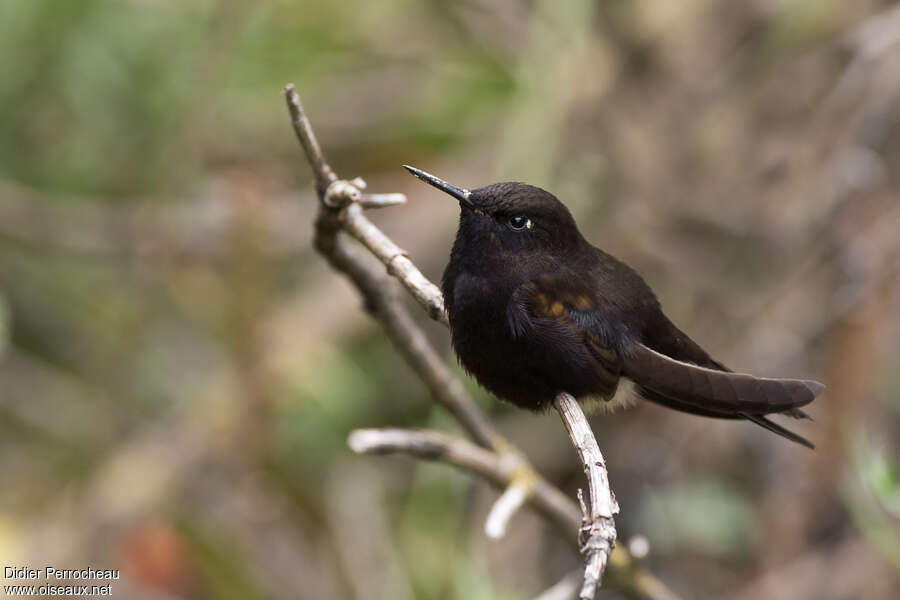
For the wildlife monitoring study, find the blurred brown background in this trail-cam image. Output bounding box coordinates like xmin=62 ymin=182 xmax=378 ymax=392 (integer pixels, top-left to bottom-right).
xmin=1 ymin=0 xmax=899 ymax=598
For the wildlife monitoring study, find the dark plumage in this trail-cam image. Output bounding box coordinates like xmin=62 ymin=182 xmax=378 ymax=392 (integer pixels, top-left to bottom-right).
xmin=404 ymin=166 xmax=823 ymax=448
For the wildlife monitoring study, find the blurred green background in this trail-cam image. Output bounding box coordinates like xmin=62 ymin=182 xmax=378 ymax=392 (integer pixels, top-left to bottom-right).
xmin=1 ymin=0 xmax=899 ymax=598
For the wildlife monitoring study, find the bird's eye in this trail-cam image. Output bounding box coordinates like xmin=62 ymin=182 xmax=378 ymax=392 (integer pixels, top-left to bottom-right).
xmin=507 ymin=215 xmax=531 ymax=231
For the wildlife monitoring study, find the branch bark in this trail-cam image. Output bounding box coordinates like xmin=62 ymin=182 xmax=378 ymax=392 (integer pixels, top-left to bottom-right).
xmin=554 ymin=392 xmax=619 ymax=599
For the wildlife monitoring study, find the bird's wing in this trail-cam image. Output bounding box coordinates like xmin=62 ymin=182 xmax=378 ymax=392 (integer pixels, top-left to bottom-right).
xmin=507 ymin=273 xmax=622 ymax=393
xmin=507 ymin=271 xmax=823 ymax=448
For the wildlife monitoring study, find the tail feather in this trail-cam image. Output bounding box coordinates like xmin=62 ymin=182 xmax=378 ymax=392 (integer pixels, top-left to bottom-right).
xmin=742 ymin=414 xmax=815 ymax=449
xmin=624 ymin=342 xmax=823 ymax=448
xmin=624 ymin=343 xmax=822 ymax=413
xmin=637 ymin=385 xmax=815 ymax=448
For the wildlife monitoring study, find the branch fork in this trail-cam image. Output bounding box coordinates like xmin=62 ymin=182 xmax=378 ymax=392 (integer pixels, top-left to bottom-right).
xmin=324 ymin=177 xmax=407 ymax=209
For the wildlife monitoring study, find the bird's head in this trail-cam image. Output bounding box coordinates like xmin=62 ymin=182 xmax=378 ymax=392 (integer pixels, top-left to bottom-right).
xmin=403 ymin=165 xmax=584 ymax=260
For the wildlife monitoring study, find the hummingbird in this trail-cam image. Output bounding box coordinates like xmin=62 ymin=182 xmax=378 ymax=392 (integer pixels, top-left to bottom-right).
xmin=404 ymin=165 xmax=823 ymax=448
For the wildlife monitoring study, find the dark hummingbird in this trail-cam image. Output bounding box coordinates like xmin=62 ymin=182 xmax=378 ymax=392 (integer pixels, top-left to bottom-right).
xmin=404 ymin=165 xmax=823 ymax=448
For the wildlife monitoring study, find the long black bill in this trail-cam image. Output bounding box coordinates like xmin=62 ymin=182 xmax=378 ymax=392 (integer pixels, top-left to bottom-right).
xmin=403 ymin=165 xmax=472 ymax=207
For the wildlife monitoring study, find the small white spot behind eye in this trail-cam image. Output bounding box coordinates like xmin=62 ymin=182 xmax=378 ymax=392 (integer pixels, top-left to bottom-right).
xmin=508 ymin=214 xmax=534 ymax=231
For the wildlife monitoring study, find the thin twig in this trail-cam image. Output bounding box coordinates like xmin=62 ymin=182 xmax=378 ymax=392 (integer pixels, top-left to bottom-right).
xmin=348 ymin=427 xmax=575 ymax=534
xmin=485 ymin=480 xmax=531 ymax=539
xmin=285 ymin=86 xmax=447 ymax=325
xmin=343 ymin=203 xmax=448 ymax=325
xmin=347 ymin=428 xmax=581 ymax=531
xmin=359 ymin=193 xmax=408 ymax=208
xmin=349 ymin=428 xmax=503 ymax=478
xmin=284 ymin=84 xmax=336 ymax=195
xmin=554 ymin=393 xmax=619 ymax=599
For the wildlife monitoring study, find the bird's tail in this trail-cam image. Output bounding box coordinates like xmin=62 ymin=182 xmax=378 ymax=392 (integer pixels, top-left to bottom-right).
xmin=623 ymin=342 xmax=823 ymax=448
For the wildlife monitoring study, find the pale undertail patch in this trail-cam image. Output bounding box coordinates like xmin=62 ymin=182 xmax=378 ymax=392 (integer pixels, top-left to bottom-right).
xmin=580 ymin=378 xmax=638 ymax=415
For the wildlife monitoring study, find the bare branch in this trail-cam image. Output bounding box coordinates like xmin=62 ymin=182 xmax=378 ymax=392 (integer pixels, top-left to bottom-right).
xmin=554 ymin=392 xmax=619 ymax=599
xmin=349 ymin=428 xmax=507 ymax=480
xmin=284 ymin=86 xmax=448 ymax=325
xmin=343 ymin=203 xmax=448 ymax=325
xmin=359 ymin=193 xmax=408 ymax=208
xmin=352 ymin=425 xmax=538 ymax=540
xmin=284 ymin=84 xmax=336 ymax=194
xmin=348 ymin=427 xmax=580 ymax=536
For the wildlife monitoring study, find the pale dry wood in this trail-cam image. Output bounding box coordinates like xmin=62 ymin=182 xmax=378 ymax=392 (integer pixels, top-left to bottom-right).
xmin=554 ymin=393 xmax=619 ymax=599
xmin=342 ymin=203 xmax=448 ymax=325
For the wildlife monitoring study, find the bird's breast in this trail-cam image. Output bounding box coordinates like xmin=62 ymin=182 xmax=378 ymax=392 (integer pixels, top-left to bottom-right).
xmin=446 ymin=272 xmax=515 ymax=349
xmin=445 ymin=272 xmax=523 ymax=372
